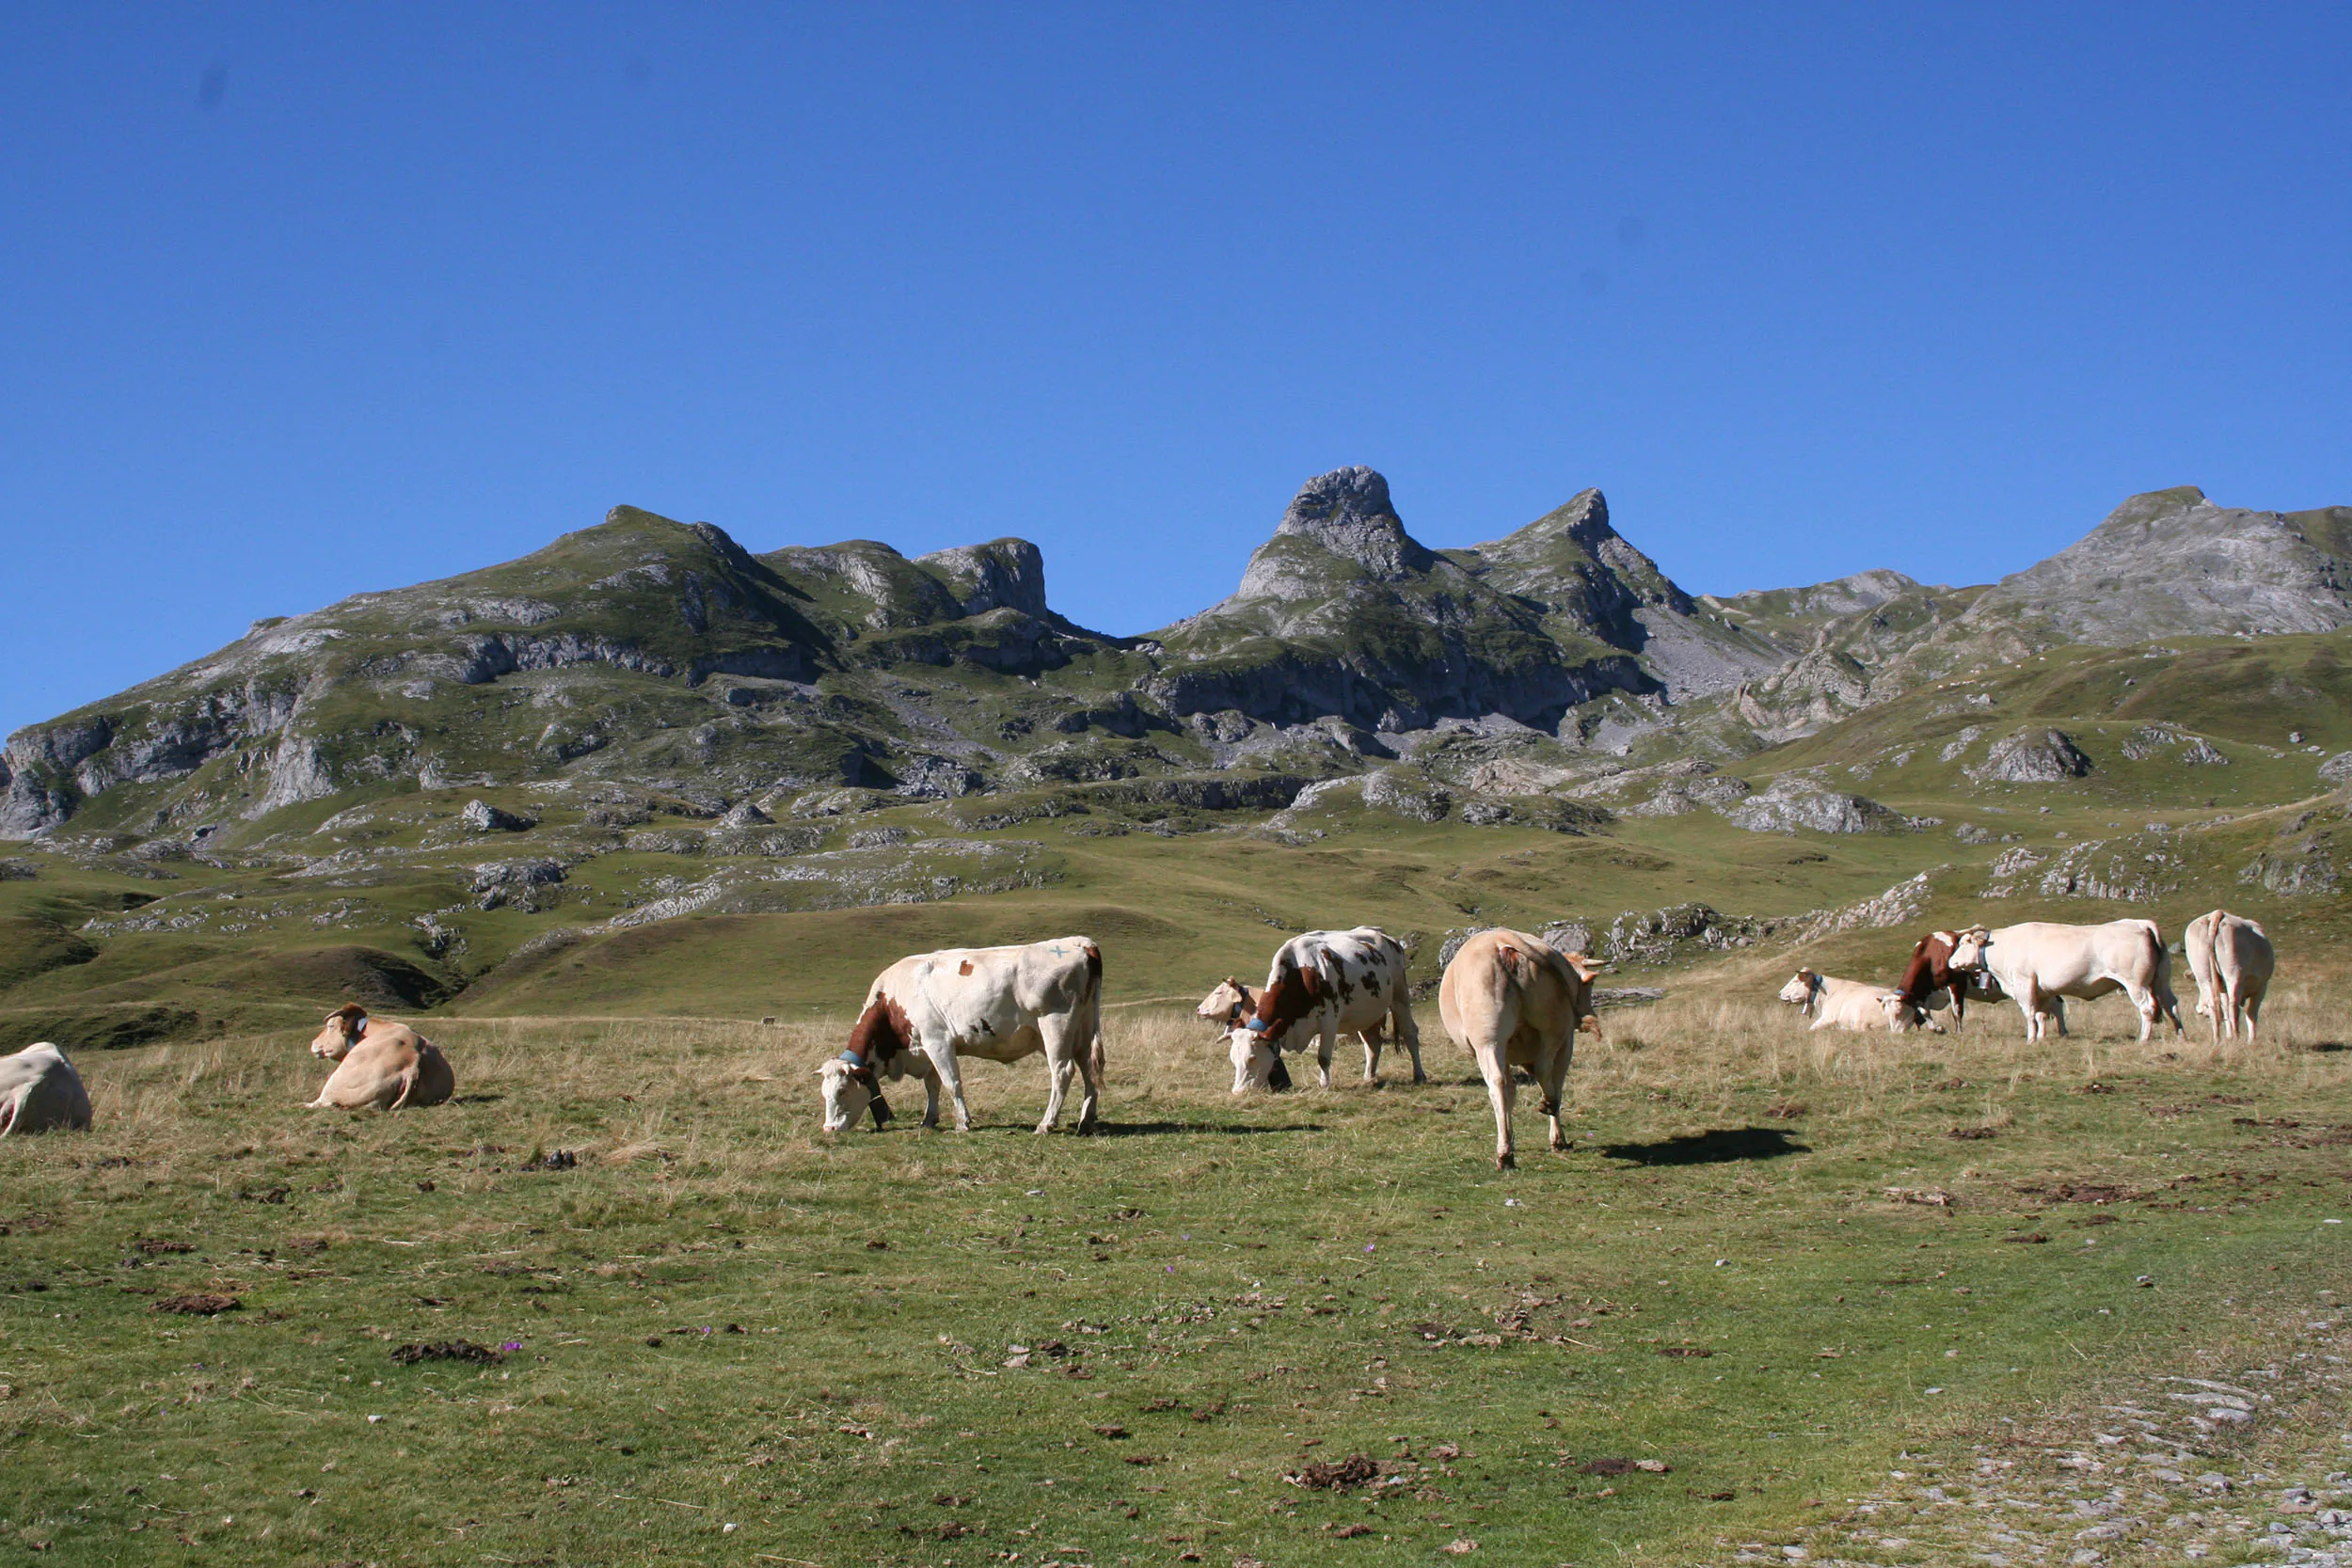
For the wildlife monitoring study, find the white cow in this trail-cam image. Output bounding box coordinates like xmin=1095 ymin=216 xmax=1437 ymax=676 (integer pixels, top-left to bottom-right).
xmin=1947 ymin=921 xmax=2182 ymax=1042
xmin=1778 ymin=969 xmax=1935 ymax=1033
xmin=818 ymin=936 xmax=1105 ymax=1134
xmin=1236 ymin=927 xmax=1422 ymax=1088
xmin=2184 ymin=910 xmax=2275 ymax=1046
xmin=0 ymin=1041 xmax=92 ymax=1135
xmin=1199 ymin=978 xmax=1295 ymax=1093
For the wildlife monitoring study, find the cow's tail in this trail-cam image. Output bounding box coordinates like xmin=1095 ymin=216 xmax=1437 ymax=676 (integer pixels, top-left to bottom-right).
xmin=2145 ymin=921 xmax=2185 ymax=1033
xmin=1082 ymin=941 xmax=1107 ymax=1085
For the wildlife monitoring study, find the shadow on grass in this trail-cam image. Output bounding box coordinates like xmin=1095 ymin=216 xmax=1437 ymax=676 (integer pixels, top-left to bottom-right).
xmin=2308 ymin=1041 xmax=2350 ymax=1054
xmin=1097 ymin=1120 xmax=1329 ymax=1138
xmin=449 ymin=1094 xmax=506 ymax=1105
xmin=1599 ymin=1126 xmax=1809 ymax=1165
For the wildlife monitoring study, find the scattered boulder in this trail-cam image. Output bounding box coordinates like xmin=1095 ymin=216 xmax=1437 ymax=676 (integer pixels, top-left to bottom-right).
xmin=719 ymin=800 xmax=773 ymax=828
xmin=2321 ymin=752 xmax=2352 ymax=786
xmin=470 ymin=858 xmax=566 ymax=910
xmin=460 ymin=800 xmax=536 ymax=833
xmin=1971 ymin=729 xmax=2092 ymax=783
xmin=893 ymin=756 xmax=984 ymax=799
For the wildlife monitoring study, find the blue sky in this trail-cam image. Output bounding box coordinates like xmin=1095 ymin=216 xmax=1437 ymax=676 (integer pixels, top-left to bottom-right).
xmin=4 ymin=4 xmax=2348 ymax=736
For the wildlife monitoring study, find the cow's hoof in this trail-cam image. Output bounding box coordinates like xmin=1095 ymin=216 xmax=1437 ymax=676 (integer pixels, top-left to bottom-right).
xmin=1495 ymin=1152 xmax=1517 ymax=1171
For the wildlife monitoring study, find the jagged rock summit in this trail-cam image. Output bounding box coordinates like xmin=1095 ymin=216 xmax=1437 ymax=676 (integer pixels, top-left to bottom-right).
xmin=1236 ymin=466 xmax=1436 ymax=594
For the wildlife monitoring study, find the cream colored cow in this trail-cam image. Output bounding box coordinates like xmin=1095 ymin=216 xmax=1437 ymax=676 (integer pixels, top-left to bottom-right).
xmin=0 ymin=1042 xmax=92 ymax=1135
xmin=1778 ymin=969 xmax=1935 ymax=1032
xmin=2184 ymin=910 xmax=2275 ymax=1046
xmin=306 ymin=1005 xmax=455 ymax=1111
xmin=1438 ymin=929 xmax=1604 ymax=1169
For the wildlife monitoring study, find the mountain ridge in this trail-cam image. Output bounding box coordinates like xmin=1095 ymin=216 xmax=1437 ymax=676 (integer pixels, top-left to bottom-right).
xmin=7 ymin=471 xmax=2345 ymax=845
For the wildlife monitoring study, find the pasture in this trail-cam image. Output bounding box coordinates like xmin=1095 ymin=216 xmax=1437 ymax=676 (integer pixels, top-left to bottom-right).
xmin=5 ymin=974 xmax=2350 ymax=1566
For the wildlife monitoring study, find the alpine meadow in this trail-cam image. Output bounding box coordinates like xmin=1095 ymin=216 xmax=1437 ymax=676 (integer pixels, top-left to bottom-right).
xmin=5 ymin=466 xmax=2352 ymax=1565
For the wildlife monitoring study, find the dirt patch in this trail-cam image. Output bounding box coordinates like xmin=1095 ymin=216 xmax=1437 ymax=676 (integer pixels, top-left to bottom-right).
xmin=389 ymin=1338 xmax=505 ymax=1367
xmin=133 ymin=1239 xmax=194 ymax=1255
xmin=2015 ymin=1181 xmax=2139 ymax=1204
xmin=1288 ymin=1453 xmax=1382 ymax=1490
xmin=152 ymin=1293 xmax=240 ymax=1315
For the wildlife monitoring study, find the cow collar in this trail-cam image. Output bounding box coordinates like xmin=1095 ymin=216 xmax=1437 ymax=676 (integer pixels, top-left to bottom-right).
xmin=1799 ymin=972 xmax=1824 ymax=1007
xmin=834 ymin=1048 xmax=893 ymax=1127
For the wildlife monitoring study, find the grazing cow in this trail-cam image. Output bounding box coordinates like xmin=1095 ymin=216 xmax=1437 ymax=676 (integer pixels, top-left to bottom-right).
xmin=820 ymin=936 xmax=1104 ymax=1134
xmin=1778 ymin=969 xmax=1937 ymax=1033
xmin=1947 ymin=921 xmax=2182 ymax=1042
xmin=1438 ymin=928 xmax=1605 ymax=1169
xmin=1198 ymin=978 xmax=1290 ymax=1091
xmin=2184 ymin=910 xmax=2275 ymax=1047
xmin=1892 ymin=930 xmax=2009 ymax=1030
xmin=306 ymin=1005 xmax=455 ymax=1111
xmin=0 ymin=1041 xmax=92 ymax=1135
xmin=1242 ymin=927 xmax=1422 ymax=1087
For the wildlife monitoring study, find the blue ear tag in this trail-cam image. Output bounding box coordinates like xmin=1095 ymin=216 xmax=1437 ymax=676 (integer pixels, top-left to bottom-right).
xmin=1245 ymin=1018 xmax=1268 ymax=1032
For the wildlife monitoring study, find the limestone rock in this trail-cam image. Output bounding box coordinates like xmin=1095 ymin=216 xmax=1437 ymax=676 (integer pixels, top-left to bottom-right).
xmin=461 ymin=800 xmax=536 ymax=833
xmin=1720 ymin=776 xmax=1901 ymax=834
xmin=1972 ymin=729 xmax=2093 ymax=783
xmin=1363 ymin=768 xmax=1451 ymax=823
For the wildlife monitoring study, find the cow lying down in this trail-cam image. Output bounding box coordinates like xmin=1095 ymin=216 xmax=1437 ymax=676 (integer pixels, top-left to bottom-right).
xmin=307 ymin=1004 xmax=456 ymax=1111
xmin=0 ymin=1041 xmax=92 ymax=1135
xmin=1779 ymin=969 xmax=1940 ymax=1033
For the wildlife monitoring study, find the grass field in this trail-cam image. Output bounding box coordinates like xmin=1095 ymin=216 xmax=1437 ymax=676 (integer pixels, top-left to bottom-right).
xmin=6 ymin=972 xmax=2350 ymax=1566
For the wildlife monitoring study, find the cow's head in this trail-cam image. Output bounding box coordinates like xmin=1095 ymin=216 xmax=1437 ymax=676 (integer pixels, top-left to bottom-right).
xmin=1878 ymin=991 xmax=1918 ymax=1030
xmin=1778 ymin=970 xmax=1821 ymax=1007
xmin=1197 ymin=979 xmax=1254 ymax=1027
xmin=1947 ymin=927 xmax=1993 ymax=973
xmin=1226 ymin=1026 xmax=1280 ymax=1094
xmin=1560 ymin=950 xmax=1608 ymax=1038
xmin=311 ymin=1003 xmax=367 ymax=1060
xmin=1248 ymin=956 xmax=1327 ymax=1049
xmin=817 ymin=1057 xmax=873 ymax=1133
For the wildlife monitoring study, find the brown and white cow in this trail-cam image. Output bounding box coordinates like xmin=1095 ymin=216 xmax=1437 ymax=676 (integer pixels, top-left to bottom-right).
xmin=0 ymin=1041 xmax=92 ymax=1135
xmin=1438 ymin=928 xmax=1604 ymax=1169
xmin=306 ymin=1005 xmax=456 ymax=1111
xmin=1892 ymin=930 xmax=2009 ymax=1030
xmin=1235 ymin=927 xmax=1422 ymax=1088
xmin=1947 ymin=921 xmax=2182 ymax=1042
xmin=819 ymin=936 xmax=1105 ymax=1134
xmin=1777 ymin=969 xmax=1936 ymax=1033
xmin=2184 ymin=910 xmax=2275 ymax=1047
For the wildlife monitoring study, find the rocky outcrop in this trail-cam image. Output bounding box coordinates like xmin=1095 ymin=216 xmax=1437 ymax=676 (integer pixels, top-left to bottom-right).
xmin=1971 ymin=729 xmax=2093 ymax=783
xmin=1721 ymin=776 xmax=1902 ymax=834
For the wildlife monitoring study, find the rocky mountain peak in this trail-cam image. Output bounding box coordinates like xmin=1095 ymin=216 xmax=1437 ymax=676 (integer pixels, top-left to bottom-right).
xmin=915 ymin=538 xmax=1049 ymax=620
xmin=1237 ymin=467 xmax=1436 ymax=595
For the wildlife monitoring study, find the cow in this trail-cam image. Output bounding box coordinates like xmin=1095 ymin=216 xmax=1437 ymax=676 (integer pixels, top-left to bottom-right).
xmin=1892 ymin=930 xmax=2010 ymax=1030
xmin=306 ymin=1004 xmax=456 ymax=1111
xmin=1947 ymin=921 xmax=2182 ymax=1042
xmin=1198 ymin=977 xmax=1290 ymax=1091
xmin=2184 ymin=910 xmax=2275 ymax=1047
xmin=1240 ymin=927 xmax=1422 ymax=1088
xmin=0 ymin=1041 xmax=92 ymax=1135
xmin=819 ymin=936 xmax=1105 ymax=1135
xmin=1438 ymin=928 xmax=1605 ymax=1169
xmin=1777 ymin=969 xmax=1935 ymax=1032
